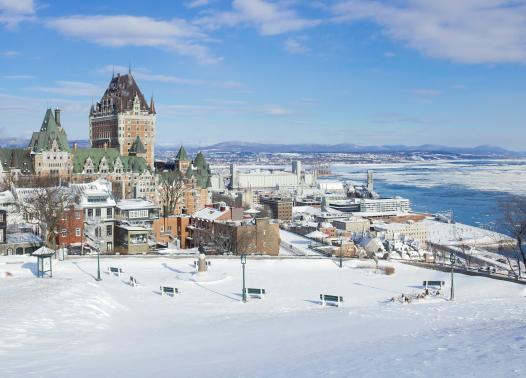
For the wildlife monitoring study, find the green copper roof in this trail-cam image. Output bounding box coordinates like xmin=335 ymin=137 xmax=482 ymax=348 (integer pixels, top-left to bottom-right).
xmin=29 ymin=109 xmax=70 ymax=153
xmin=193 ymin=151 xmax=206 ymax=168
xmin=183 ymin=151 xmax=211 ymax=188
xmin=0 ymin=148 xmax=34 ymax=173
xmin=129 ymin=136 xmax=147 ymax=154
xmin=176 ymin=146 xmax=188 ymax=161
xmin=72 ymin=148 xmax=148 ymax=174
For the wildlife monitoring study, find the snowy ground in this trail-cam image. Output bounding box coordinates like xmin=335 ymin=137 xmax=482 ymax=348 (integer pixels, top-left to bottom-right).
xmin=1 ymin=255 xmax=525 ymax=377
xmin=279 ymin=230 xmax=326 ymax=256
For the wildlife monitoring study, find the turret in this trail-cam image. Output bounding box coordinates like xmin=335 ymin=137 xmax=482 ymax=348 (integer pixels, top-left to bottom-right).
xmin=149 ymin=95 xmax=156 ymax=114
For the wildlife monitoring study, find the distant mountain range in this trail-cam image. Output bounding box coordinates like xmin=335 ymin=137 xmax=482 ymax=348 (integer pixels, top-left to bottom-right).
xmin=1 ymin=137 xmax=522 ymax=157
xmin=158 ymin=141 xmax=525 ymax=157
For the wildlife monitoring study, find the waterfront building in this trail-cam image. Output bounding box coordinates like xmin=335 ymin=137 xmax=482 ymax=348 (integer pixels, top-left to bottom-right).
xmin=229 ymin=161 xmax=316 ymax=190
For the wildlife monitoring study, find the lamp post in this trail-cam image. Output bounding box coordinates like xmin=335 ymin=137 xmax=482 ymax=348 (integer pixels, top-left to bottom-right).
xmin=241 ymin=253 xmax=247 ymax=303
xmin=339 ymin=237 xmax=343 ymax=268
xmin=450 ymin=251 xmax=455 ymax=301
xmin=96 ymin=225 xmax=101 ymax=281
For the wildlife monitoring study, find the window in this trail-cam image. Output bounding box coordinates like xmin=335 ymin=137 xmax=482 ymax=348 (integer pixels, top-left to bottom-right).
xmin=61 ymin=229 xmax=67 ymax=237
xmin=75 ymin=212 xmax=81 ymax=220
xmin=106 ymin=225 xmax=112 ymax=236
xmin=128 ymin=209 xmax=149 ymax=219
xmin=107 ymin=208 xmax=112 ymax=218
xmin=87 ymin=209 xmax=93 ymax=217
xmin=75 ymin=228 xmax=81 ymax=237
xmin=96 ymin=208 xmax=101 ymax=217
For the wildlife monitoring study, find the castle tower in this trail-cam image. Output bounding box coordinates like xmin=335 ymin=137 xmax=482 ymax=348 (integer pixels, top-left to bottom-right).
xmin=175 ymin=146 xmax=190 ymax=174
xmin=89 ymin=71 xmax=156 ymax=170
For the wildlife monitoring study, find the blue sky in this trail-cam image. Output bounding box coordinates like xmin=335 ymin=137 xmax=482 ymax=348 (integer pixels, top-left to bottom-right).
xmin=0 ymin=0 xmax=525 ymax=149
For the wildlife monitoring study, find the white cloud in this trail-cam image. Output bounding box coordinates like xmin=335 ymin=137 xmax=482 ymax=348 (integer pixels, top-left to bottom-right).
xmin=46 ymin=15 xmax=220 ymax=64
xmin=332 ymin=0 xmax=526 ymax=64
xmin=283 ymin=37 xmax=309 ymax=54
xmin=197 ymin=0 xmax=320 ymax=35
xmin=411 ymin=88 xmax=442 ymax=97
xmin=264 ymin=105 xmax=292 ymax=115
xmin=0 ymin=50 xmax=19 ymax=57
xmin=0 ymin=0 xmax=35 ymax=29
xmin=29 ymin=81 xmax=101 ymax=97
xmin=98 ymin=65 xmax=244 ymax=89
xmin=2 ymin=75 xmax=35 ymax=80
xmin=185 ymin=0 xmax=213 ymax=8
xmin=384 ymin=51 xmax=395 ymax=58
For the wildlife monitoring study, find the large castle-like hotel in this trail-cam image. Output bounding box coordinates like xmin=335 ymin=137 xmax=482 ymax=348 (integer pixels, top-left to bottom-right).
xmin=0 ymin=70 xmax=210 ymax=203
xmin=89 ymin=70 xmax=156 ymax=170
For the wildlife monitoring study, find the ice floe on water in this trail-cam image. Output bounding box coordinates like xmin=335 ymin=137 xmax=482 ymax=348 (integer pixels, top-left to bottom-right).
xmin=333 ymin=159 xmax=526 ymax=196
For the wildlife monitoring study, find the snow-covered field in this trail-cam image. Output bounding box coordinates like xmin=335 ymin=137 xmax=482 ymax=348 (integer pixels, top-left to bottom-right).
xmin=1 ymin=255 xmax=525 ymax=377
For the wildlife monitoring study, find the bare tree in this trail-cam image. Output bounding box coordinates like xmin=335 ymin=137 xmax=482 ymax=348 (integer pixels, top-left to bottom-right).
xmin=214 ymin=231 xmax=233 ymax=255
xmin=236 ymin=227 xmax=256 ymax=254
xmin=18 ymin=187 xmax=75 ymax=249
xmin=501 ymin=196 xmax=526 ymax=277
xmin=159 ymin=171 xmax=186 ymax=215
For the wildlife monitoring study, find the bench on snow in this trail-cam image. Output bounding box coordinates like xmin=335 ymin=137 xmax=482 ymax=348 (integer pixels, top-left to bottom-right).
xmin=160 ymin=285 xmax=179 ymax=296
xmin=244 ymin=288 xmax=266 ymax=299
xmin=320 ymin=294 xmax=343 ymax=307
xmin=129 ymin=276 xmax=140 ymax=287
xmin=422 ymin=280 xmax=445 ymax=289
xmin=108 ymin=267 xmax=123 ymax=276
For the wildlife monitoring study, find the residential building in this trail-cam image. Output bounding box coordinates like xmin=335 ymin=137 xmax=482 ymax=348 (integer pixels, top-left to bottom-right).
xmin=114 ymin=224 xmax=149 ymax=255
xmin=260 ymin=196 xmax=293 ymax=221
xmin=374 ymin=221 xmax=428 ymax=246
xmin=56 ymin=205 xmax=84 ymax=250
xmin=333 ymin=217 xmax=371 ymax=234
xmin=0 ymin=209 xmax=6 ymax=244
xmin=72 ymin=180 xmax=116 ymax=253
xmin=115 ymin=198 xmax=160 ymax=230
xmin=213 ymin=218 xmax=280 ymax=256
xmin=152 ymin=214 xmax=191 ymax=248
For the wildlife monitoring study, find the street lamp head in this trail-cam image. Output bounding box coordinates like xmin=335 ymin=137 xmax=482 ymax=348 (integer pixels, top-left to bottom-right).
xmin=240 ymin=254 xmax=247 ymax=265
xmin=450 ymin=252 xmax=456 ymax=264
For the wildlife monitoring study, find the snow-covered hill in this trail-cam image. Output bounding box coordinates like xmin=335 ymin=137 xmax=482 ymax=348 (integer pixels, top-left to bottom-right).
xmin=1 ymin=256 xmax=525 ymax=377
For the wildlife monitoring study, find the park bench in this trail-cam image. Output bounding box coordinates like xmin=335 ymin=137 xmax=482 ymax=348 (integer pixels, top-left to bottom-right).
xmin=160 ymin=285 xmax=179 ymax=297
xmin=422 ymin=280 xmax=445 ymax=289
xmin=320 ymin=294 xmax=343 ymax=307
xmin=244 ymin=288 xmax=266 ymax=299
xmin=129 ymin=276 xmax=140 ymax=287
xmin=108 ymin=267 xmax=123 ymax=276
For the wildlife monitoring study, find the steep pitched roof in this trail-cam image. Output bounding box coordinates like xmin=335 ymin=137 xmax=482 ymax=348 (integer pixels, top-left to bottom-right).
xmin=0 ymin=148 xmax=34 ymax=173
xmin=185 ymin=151 xmax=211 ymax=188
xmin=72 ymin=148 xmax=149 ymax=174
xmin=94 ymin=72 xmax=150 ymax=114
xmin=29 ymin=109 xmax=70 ymax=153
xmin=129 ymin=136 xmax=147 ymax=154
xmin=176 ymin=146 xmax=188 ymax=161
xmin=193 ymin=151 xmax=206 ymax=168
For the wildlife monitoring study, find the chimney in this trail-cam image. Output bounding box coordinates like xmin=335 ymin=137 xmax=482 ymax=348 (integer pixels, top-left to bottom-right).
xmin=54 ymin=109 xmax=61 ymax=126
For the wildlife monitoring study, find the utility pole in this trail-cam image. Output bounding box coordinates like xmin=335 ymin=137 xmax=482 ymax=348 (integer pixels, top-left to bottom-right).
xmin=450 ymin=251 xmax=455 ymax=301
xmin=241 ymin=254 xmax=247 ymax=303
xmin=339 ymin=237 xmax=343 ymax=268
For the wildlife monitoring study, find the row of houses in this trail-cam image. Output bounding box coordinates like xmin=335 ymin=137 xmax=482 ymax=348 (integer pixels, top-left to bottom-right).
xmin=0 ymin=179 xmax=281 ymax=256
